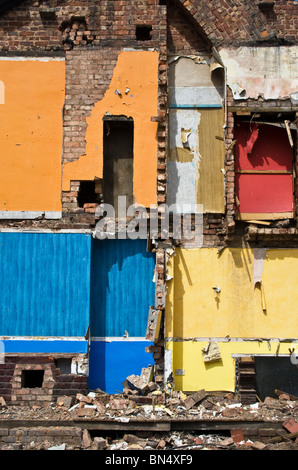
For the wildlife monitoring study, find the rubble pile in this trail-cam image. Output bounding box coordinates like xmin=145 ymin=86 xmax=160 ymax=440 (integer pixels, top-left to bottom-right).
xmin=1 ymin=381 xmax=298 ymax=450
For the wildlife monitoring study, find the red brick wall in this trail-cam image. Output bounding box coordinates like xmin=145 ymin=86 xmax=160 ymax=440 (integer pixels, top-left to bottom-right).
xmin=167 ymin=0 xmax=211 ymax=55
xmin=174 ymin=0 xmax=298 ymax=46
xmin=0 ymin=2 xmax=297 ymax=238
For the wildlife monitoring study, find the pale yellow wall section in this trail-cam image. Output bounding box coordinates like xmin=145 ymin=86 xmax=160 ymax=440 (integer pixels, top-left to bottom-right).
xmin=0 ymin=59 xmax=65 ymax=212
xmin=62 ymin=51 xmax=159 ymax=208
xmin=166 ymin=247 xmax=298 ymax=339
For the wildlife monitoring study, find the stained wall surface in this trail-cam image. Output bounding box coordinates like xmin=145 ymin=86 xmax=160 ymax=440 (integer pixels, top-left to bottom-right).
xmin=167 ymin=56 xmax=225 ymax=213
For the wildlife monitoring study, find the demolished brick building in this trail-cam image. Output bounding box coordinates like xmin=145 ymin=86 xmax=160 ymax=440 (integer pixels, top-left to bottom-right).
xmin=0 ymin=0 xmax=297 ymax=406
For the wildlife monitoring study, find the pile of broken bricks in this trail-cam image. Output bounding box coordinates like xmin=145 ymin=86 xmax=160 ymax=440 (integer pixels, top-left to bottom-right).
xmin=55 ymin=384 xmax=298 ymax=442
xmin=80 ymin=418 xmax=298 ymax=451
xmin=1 ymin=387 xmax=298 ymax=449
xmin=1 ymin=365 xmax=298 ymax=450
xmin=80 ymin=429 xmax=271 ymax=451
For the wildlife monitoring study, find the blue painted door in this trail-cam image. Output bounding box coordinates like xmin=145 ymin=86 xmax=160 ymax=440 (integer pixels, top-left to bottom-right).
xmin=88 ymin=238 xmax=155 ymax=393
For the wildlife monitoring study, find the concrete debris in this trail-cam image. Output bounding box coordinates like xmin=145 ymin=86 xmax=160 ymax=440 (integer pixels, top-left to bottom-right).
xmin=219 ymin=437 xmax=234 ymax=446
xmin=93 ymin=437 xmax=108 ymax=450
xmin=0 ymin=397 xmax=7 ymax=409
xmin=76 ymin=393 xmax=93 ymax=405
xmin=48 ymin=443 xmax=66 ymax=451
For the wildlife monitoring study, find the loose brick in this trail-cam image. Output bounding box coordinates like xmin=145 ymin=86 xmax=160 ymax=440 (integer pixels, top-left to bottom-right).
xmin=283 ymin=418 xmax=298 ymax=433
xmin=231 ymin=428 xmax=244 ymax=443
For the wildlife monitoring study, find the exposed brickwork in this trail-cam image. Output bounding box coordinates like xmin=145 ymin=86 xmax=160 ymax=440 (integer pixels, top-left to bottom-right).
xmin=0 ymin=356 xmax=88 ymax=405
xmin=0 ymin=0 xmax=91 ymax=53
xmin=63 ymin=48 xmax=119 ymax=166
xmin=259 ymin=0 xmax=298 ymax=44
xmin=0 ymin=426 xmax=82 ymax=450
xmin=225 ymin=105 xmax=236 ymax=237
xmin=175 ymin=0 xmax=276 ymax=46
xmin=61 ymin=1 xmax=168 ymax=217
xmin=167 ymin=0 xmax=211 ymax=55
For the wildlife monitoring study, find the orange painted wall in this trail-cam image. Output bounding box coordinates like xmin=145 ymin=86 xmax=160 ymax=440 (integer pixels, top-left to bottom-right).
xmin=62 ymin=50 xmax=159 ymax=208
xmin=0 ymin=59 xmax=65 ymax=213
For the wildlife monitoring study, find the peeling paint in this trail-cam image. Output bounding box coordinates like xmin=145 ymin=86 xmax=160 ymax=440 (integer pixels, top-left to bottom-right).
xmin=253 ymin=248 xmax=267 ymax=287
xmin=231 ymin=83 xmax=247 ymax=100
xmin=167 ymin=55 xmax=225 ymax=214
xmin=202 ymin=340 xmax=222 ymax=363
xmin=167 ymin=108 xmax=201 ymax=212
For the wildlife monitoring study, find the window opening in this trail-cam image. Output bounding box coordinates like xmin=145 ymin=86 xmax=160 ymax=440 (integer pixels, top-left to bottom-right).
xmin=78 ymin=180 xmax=101 ymax=207
xmin=135 ymin=25 xmax=152 ymax=41
xmin=54 ymin=358 xmax=72 ymax=375
xmin=234 ymin=112 xmax=296 ymax=221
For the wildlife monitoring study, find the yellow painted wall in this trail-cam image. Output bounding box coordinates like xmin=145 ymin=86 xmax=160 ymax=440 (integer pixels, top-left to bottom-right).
xmin=62 ymin=50 xmax=159 ymax=208
xmin=165 ymin=247 xmax=298 ymax=391
xmin=166 ymin=247 xmax=298 ymax=339
xmin=0 ymin=59 xmax=65 ymax=212
xmin=166 ymin=339 xmax=295 ymax=392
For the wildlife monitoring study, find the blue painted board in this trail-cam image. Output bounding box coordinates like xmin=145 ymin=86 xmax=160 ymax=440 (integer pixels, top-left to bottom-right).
xmin=88 ymin=340 xmax=153 ymax=394
xmin=1 ymin=340 xmax=88 ymax=354
xmin=90 ymin=238 xmax=155 ymax=338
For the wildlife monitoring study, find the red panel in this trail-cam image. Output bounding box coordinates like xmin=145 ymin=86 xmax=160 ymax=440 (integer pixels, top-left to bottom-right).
xmin=235 ymin=174 xmax=293 ymax=214
xmin=235 ymin=122 xmax=293 ymax=172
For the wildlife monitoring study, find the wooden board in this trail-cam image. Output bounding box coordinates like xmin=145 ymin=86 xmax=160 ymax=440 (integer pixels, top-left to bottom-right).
xmin=196 ymin=107 xmax=225 ymax=213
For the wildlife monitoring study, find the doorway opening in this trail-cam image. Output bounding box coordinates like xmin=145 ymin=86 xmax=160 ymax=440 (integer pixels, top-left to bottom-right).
xmin=103 ymin=117 xmax=134 ymax=216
